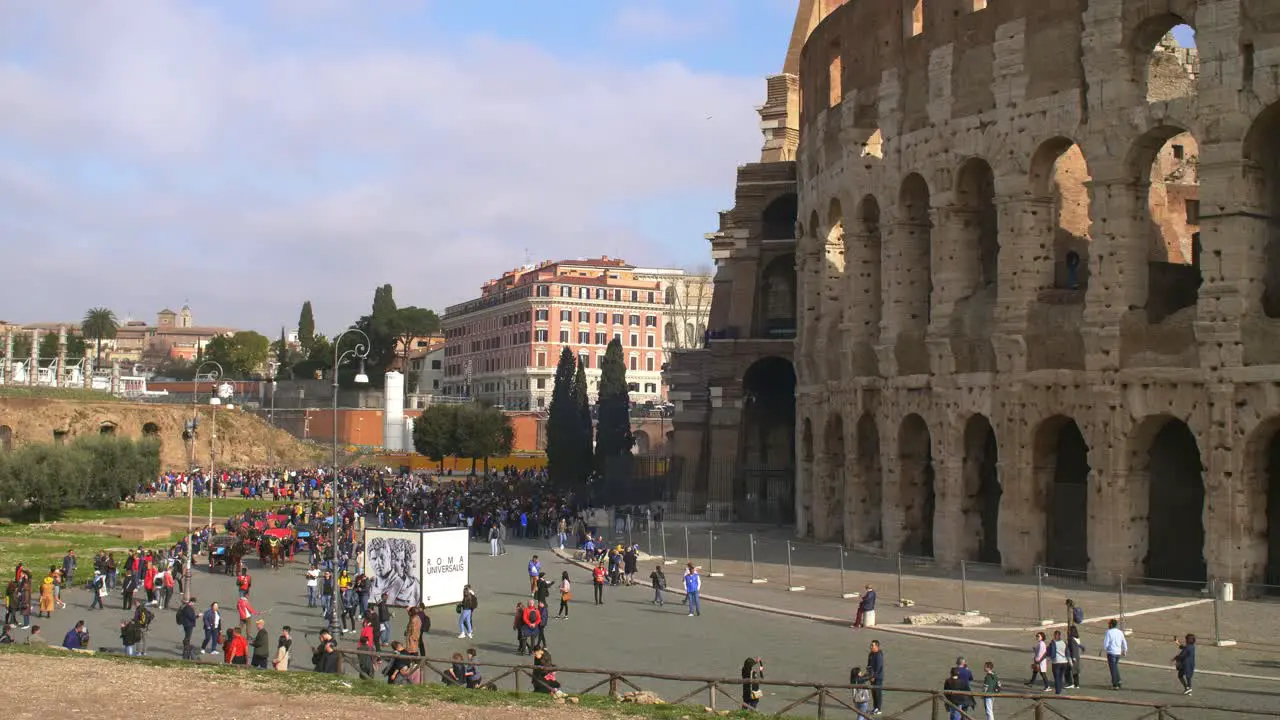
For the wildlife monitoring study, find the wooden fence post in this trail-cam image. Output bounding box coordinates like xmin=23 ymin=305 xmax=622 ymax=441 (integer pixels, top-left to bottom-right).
xmin=709 ymin=681 xmax=717 ymax=711
xmin=609 ymin=674 xmax=620 ymax=699
xmin=817 ymin=686 xmax=826 ymax=719
xmin=931 ymin=693 xmax=942 ymax=720
xmin=514 ymin=666 xmax=521 ymax=694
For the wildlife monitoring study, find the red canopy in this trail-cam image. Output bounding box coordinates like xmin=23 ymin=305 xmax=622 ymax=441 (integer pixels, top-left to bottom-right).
xmin=263 ymin=528 xmax=293 ymax=539
xmin=253 ymin=520 xmax=266 ymax=530
xmin=267 ymin=514 xmax=289 ymax=523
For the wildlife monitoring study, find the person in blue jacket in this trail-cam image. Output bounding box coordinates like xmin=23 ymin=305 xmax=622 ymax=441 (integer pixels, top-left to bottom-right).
xmin=1173 ymin=633 xmax=1196 ymax=695
xmin=683 ymin=563 xmax=702 ymax=617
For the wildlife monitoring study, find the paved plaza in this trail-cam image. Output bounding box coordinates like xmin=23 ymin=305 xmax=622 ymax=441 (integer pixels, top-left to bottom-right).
xmin=18 ymin=528 xmax=1276 ymax=719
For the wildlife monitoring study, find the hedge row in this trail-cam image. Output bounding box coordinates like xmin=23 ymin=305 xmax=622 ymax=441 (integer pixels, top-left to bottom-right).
xmin=0 ymin=435 xmax=161 ymax=520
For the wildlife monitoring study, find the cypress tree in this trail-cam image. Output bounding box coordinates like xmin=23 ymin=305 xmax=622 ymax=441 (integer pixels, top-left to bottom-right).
xmin=573 ymin=358 xmax=593 ymax=474
xmin=298 ymin=301 xmax=315 ymax=351
xmin=546 ymin=347 xmax=586 ymax=488
xmin=595 ymin=338 xmax=633 ymax=471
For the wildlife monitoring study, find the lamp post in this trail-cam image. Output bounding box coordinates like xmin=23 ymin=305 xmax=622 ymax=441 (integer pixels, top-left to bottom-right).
xmin=330 ymin=327 xmax=370 ymax=634
xmin=185 ymin=360 xmax=224 ymax=603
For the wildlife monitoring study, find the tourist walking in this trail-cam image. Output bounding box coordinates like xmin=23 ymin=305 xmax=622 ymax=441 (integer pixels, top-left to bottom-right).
xmin=458 ymin=584 xmax=477 ymax=638
xmin=650 ymin=565 xmax=666 ymax=605
xmin=1026 ymin=632 xmax=1050 ymax=691
xmin=1173 ymin=633 xmax=1196 ymax=695
xmin=1103 ymin=619 xmax=1128 ymax=690
xmin=684 ymin=563 xmax=702 ymax=617
xmin=980 ymin=661 xmax=1001 ymax=720
xmin=741 ymin=657 xmax=765 ymax=710
xmin=528 ymin=555 xmax=542 ymax=595
xmin=201 ymin=601 xmax=222 ymax=654
xmin=1066 ymin=625 xmax=1084 ymax=688
xmin=1049 ymin=630 xmax=1070 ymax=694
xmin=592 ymin=562 xmax=606 ymax=605
xmin=943 ymin=667 xmax=968 ymax=720
xmin=273 ymin=626 xmax=292 ymax=671
xmin=557 ymin=572 xmax=571 ymax=618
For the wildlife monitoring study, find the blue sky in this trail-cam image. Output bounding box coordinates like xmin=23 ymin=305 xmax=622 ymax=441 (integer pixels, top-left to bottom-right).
xmin=0 ymin=3 xmax=1199 ymax=334
xmin=0 ymin=0 xmax=797 ymax=333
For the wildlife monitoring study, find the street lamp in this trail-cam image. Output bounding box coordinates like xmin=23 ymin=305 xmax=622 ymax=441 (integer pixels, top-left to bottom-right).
xmin=210 ymin=379 xmax=235 ymax=530
xmin=265 ymin=361 xmax=280 ymax=470
xmin=185 ymin=360 xmax=224 ymax=603
xmin=330 ymin=327 xmax=370 ymax=634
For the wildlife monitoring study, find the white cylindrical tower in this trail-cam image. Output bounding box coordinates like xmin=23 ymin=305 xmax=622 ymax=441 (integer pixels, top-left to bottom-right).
xmin=403 ymin=416 xmax=415 ymax=454
xmin=384 ymin=371 xmax=406 ymax=451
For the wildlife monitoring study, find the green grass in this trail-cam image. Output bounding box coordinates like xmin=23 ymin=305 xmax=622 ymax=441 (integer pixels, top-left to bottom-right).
xmin=0 ymin=644 xmax=751 ymax=720
xmin=55 ymin=498 xmax=265 ymax=522
xmin=0 ymin=386 xmax=121 ymax=402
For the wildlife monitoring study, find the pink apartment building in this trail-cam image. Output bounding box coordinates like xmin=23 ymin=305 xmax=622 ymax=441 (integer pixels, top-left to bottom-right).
xmin=441 ymin=257 xmax=692 ymax=410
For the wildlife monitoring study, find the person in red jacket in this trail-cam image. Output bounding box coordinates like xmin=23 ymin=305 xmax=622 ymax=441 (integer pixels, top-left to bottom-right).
xmin=143 ymin=562 xmax=157 ymax=606
xmin=224 ymin=627 xmax=249 ymax=665
xmin=236 ymin=595 xmax=256 ymax=637
xmin=237 ymin=571 xmax=252 ymax=598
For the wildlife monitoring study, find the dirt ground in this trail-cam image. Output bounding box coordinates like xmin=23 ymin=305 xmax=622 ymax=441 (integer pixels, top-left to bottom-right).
xmin=0 ymin=653 xmax=605 ymax=720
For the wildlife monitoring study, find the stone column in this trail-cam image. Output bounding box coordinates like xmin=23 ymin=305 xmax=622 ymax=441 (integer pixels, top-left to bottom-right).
xmin=1086 ymin=401 xmax=1140 ymax=582
xmin=1204 ymin=385 xmax=1249 ymax=586
xmin=877 ymin=220 xmax=932 ymax=376
xmin=1082 ymin=179 xmax=1147 ymax=372
xmin=821 ymin=231 xmax=846 ymax=383
xmin=993 ymin=196 xmax=1054 ymax=373
xmin=934 ymin=454 xmax=966 ymax=567
xmin=1198 ymin=157 xmax=1263 ymax=367
xmin=56 ymin=325 xmax=67 ymax=389
xmin=926 ymin=207 xmax=965 ymax=376
xmin=880 ymin=421 xmax=906 ymax=554
xmin=28 ymin=329 xmax=38 ymax=386
xmin=110 ymin=361 xmax=120 ymax=396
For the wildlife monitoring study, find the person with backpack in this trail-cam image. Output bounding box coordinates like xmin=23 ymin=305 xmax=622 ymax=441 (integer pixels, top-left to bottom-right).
xmin=1066 ymin=625 xmax=1084 ymax=689
xmin=120 ymin=617 xmax=143 ymax=657
xmin=89 ymin=571 xmax=106 ymax=611
xmin=1173 ymin=633 xmax=1196 ymax=695
xmin=849 ymin=667 xmax=872 ymax=717
xmin=981 ymin=661 xmax=1002 ymax=720
xmin=649 ymin=565 xmax=666 ymax=606
xmin=177 ymin=598 xmax=198 ymax=654
xmin=131 ymin=603 xmax=155 ymax=655
xmin=457 ymin=584 xmax=477 ymax=639
xmin=1066 ymin=599 xmax=1084 ymax=628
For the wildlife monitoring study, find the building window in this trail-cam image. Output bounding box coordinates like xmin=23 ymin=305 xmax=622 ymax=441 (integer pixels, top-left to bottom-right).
xmin=578 ymin=331 xmax=589 ymax=344
xmin=536 ymin=285 xmax=550 ymax=297
xmin=559 ymin=330 xmax=569 ymax=343
xmin=537 ymin=397 xmax=545 ymax=408
xmin=579 ymin=287 xmax=588 ymax=299
xmin=431 ymin=360 xmax=441 ymax=370
xmin=646 ymin=356 xmax=655 ymax=371
xmin=579 ymin=311 xmax=590 ymax=323
xmin=645 ymin=315 xmax=657 ymax=327
xmin=595 ymin=312 xmax=606 ymax=323
xmin=648 ymin=291 xmax=655 ymax=303
xmin=536 ymin=378 xmax=546 ymax=389
xmin=536 ymin=309 xmax=548 ymax=321
xmin=595 ymin=332 xmax=607 ymax=345
xmin=629 ymin=314 xmax=640 ymax=326
xmin=629 ymin=290 xmax=638 ymax=302
xmin=432 ymin=379 xmax=440 ymax=389
xmin=1185 ymin=199 xmax=1200 ymax=224
xmin=596 ymin=289 xmax=606 ymax=300
xmin=560 ymin=310 xmax=571 ymax=321
xmin=614 ymin=289 xmax=622 ymax=301
xmin=628 ymin=382 xmax=640 ymax=392
xmin=612 ymin=313 xmax=623 ymax=324
xmin=906 ymin=0 xmax=923 ymax=37
xmin=579 ymin=354 xmax=590 ymax=368
xmin=630 ymin=356 xmax=638 ymax=371
xmin=630 ymin=333 xmax=638 ymax=347
xmin=613 ymin=333 xmax=621 ymax=344
xmin=646 ymin=335 xmax=655 ymax=348
xmin=537 ymin=352 xmax=546 ymax=367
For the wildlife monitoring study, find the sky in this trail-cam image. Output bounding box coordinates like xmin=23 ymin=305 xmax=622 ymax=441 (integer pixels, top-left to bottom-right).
xmin=0 ymin=0 xmax=797 ymax=335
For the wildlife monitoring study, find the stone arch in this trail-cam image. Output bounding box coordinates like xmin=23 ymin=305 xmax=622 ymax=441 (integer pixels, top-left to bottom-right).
xmin=142 ymin=422 xmax=160 ymax=437
xmin=817 ymin=413 xmax=845 ymax=542
xmin=898 ymin=413 xmax=934 ymax=558
xmin=633 ymin=430 xmax=651 ymax=455
xmin=948 ymin=158 xmax=999 ymax=373
xmin=823 ymin=198 xmax=846 ymax=381
xmin=663 ymin=321 xmax=675 ymax=344
xmin=848 ymin=195 xmax=883 ymax=375
xmin=852 ymin=413 xmax=882 ymax=545
xmin=1126 ymin=124 xmax=1202 ymax=324
xmin=1130 ymin=14 xmax=1197 ymax=103
xmin=1245 ymin=102 xmax=1280 ymax=318
xmin=761 ymin=193 xmax=799 ymax=240
xmin=1242 ymin=418 xmax=1280 ymax=587
xmin=99 ymin=421 xmax=117 ymax=436
xmin=960 ymin=414 xmax=1001 ymax=564
xmin=894 ymin=174 xmax=933 ymax=375
xmin=1128 ymin=415 xmax=1206 ymax=583
xmin=1029 ymin=137 xmax=1093 ymax=292
xmin=1033 ymin=415 xmax=1091 ymax=572
xmin=757 ymin=254 xmax=797 ymax=338
xmin=0 ymin=425 xmax=11 ymax=452
xmin=740 ymin=357 xmax=797 ymax=523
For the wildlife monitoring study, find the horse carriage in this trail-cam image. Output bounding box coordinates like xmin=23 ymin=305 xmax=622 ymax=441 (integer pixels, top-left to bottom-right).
xmin=208 ymin=535 xmax=246 ymax=575
xmin=259 ymin=527 xmax=296 ymax=570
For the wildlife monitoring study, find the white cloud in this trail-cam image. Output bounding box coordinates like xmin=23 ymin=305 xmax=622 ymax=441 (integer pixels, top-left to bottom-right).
xmin=0 ymin=1 xmax=762 ymax=332
xmin=607 ymin=1 xmax=731 ymax=42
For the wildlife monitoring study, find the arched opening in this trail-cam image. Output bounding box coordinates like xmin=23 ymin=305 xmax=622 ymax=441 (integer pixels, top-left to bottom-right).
xmin=854 ymin=414 xmax=883 ymax=545
xmin=1135 ymin=18 xmax=1197 ymax=103
xmin=663 ymin=322 xmax=675 ymax=345
xmin=800 ymin=417 xmax=815 ymax=536
xmin=849 ymin=196 xmax=883 ymax=375
xmin=950 ymin=158 xmax=999 ymax=373
xmin=819 ymin=414 xmax=845 ymax=542
xmin=1243 ymin=421 xmax=1280 ymax=588
xmin=1131 ymin=416 xmax=1206 ymax=583
xmin=757 ymin=254 xmax=797 ymax=339
xmin=895 ymin=174 xmax=933 ymax=375
xmin=823 ymin=199 xmax=846 ymax=381
xmin=633 ymin=430 xmax=651 ymax=455
xmin=739 ymin=357 xmax=797 ymax=524
xmin=53 ymin=429 xmax=68 ymax=445
xmin=761 ymin=193 xmax=799 ymax=241
xmin=1129 ymin=125 xmax=1201 ymax=325
xmin=99 ymin=422 xmax=117 ymax=436
xmin=898 ymin=414 xmax=934 ymax=557
xmin=861 ymin=129 xmax=884 ymax=159
xmin=961 ymin=415 xmax=1001 ymax=564
xmin=1246 ymin=102 xmax=1280 ymax=318
xmin=142 ymin=422 xmax=160 ymax=437
xmin=1026 ymin=138 xmax=1091 ymax=370
xmin=1035 ymin=416 xmax=1091 ymax=572
xmin=0 ymin=425 xmax=12 ymax=452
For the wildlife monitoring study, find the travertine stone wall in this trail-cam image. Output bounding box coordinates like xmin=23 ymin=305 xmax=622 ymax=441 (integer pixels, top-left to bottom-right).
xmin=793 ymin=0 xmax=1280 ymax=587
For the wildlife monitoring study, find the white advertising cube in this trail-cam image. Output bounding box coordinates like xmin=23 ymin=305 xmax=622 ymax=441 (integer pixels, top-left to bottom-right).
xmin=364 ymin=527 xmax=470 ymax=607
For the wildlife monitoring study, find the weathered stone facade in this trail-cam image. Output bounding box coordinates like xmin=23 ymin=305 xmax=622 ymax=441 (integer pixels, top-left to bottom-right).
xmin=790 ymin=0 xmax=1280 ymax=589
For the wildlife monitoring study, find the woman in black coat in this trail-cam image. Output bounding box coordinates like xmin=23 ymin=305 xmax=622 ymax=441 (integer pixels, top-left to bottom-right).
xmin=741 ymin=657 xmax=764 ymax=710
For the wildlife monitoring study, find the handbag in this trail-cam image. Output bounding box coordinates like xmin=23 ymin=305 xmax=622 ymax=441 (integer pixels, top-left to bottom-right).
xmin=750 ymin=689 xmax=763 ymax=701
xmin=455 ymin=603 xmax=463 ymax=614
xmin=562 ymin=592 xmax=572 ymax=601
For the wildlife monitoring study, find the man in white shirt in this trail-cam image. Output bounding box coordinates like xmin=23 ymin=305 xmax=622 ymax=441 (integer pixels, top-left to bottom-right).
xmin=305 ymin=565 xmax=320 ymax=608
xmin=1103 ymin=618 xmax=1128 ymax=690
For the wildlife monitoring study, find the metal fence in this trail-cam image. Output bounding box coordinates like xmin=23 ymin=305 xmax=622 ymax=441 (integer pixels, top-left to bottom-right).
xmin=584 ymin=515 xmax=1280 ymax=654
xmin=318 ymin=650 xmax=1279 ymax=719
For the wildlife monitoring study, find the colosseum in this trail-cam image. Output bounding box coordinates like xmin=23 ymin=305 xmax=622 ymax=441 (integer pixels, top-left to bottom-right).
xmin=668 ymin=0 xmax=1280 ymax=590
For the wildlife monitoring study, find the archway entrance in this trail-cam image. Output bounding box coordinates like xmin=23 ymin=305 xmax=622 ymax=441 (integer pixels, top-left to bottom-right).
xmin=1266 ymin=432 xmax=1280 ymax=587
xmin=1136 ymin=418 xmax=1206 ymax=583
xmin=142 ymin=422 xmax=160 ymax=437
xmin=634 ymin=431 xmax=651 ymax=455
xmin=820 ymin=414 xmax=845 ymax=543
xmin=99 ymin=422 xmax=117 ymax=436
xmin=854 ymin=414 xmax=882 ymax=545
xmin=739 ymin=357 xmax=797 ymax=524
xmin=898 ymin=414 xmax=934 ymax=557
xmin=961 ymin=415 xmax=1001 ymax=564
xmin=1037 ymin=417 xmax=1090 ymax=572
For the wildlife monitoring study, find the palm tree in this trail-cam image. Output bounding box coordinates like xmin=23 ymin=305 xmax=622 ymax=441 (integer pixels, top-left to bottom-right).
xmin=81 ymin=307 xmax=119 ymax=368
